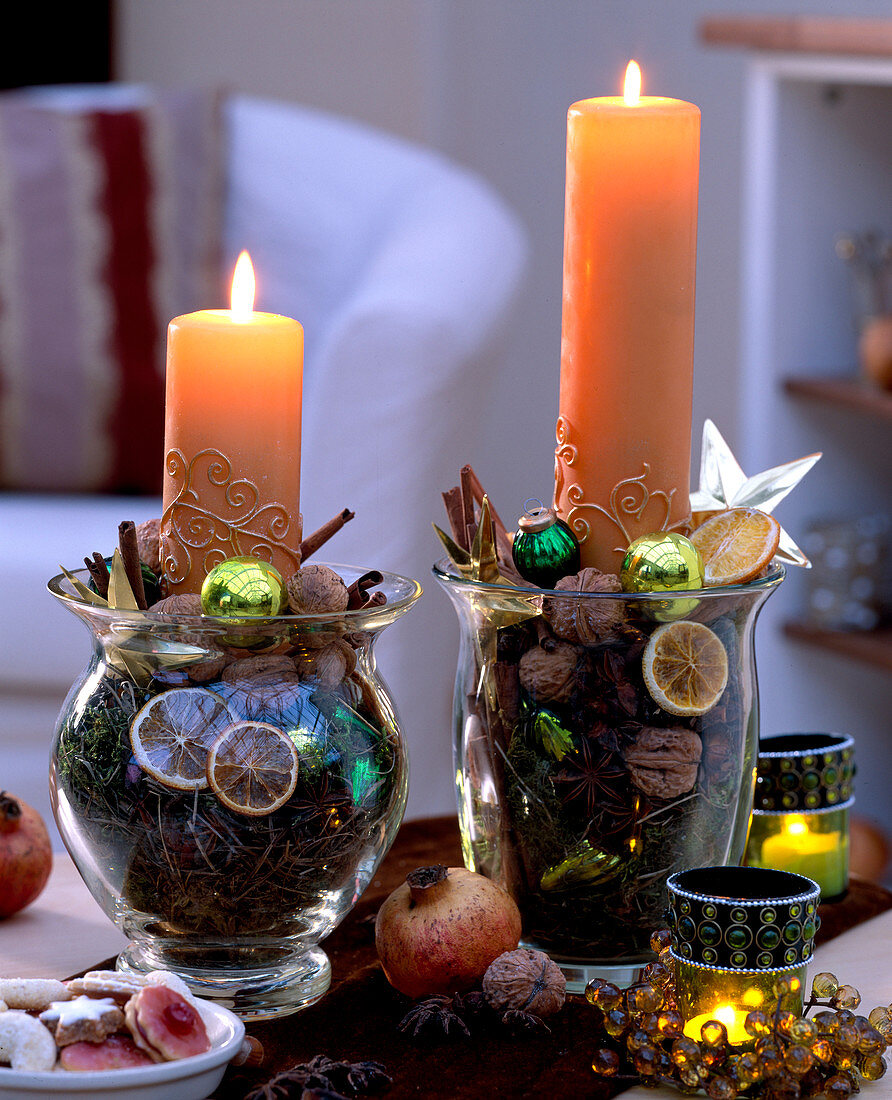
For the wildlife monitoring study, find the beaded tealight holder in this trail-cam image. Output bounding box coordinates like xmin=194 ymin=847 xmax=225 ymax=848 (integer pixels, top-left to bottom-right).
xmin=745 ymin=733 xmax=855 ymax=901
xmin=666 ymin=866 xmax=821 ymax=1047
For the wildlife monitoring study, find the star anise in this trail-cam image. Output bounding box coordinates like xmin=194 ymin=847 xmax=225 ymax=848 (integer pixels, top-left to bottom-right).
xmin=243 ymin=1055 xmax=391 ymax=1100
xmin=501 ymin=1008 xmax=551 ymax=1034
xmin=553 ymin=737 xmax=629 ymax=818
xmin=397 ymin=994 xmax=471 ymax=1041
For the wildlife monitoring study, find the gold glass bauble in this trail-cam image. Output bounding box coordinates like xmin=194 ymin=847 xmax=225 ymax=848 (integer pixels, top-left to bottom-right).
xmin=200 ymin=556 xmax=287 ymax=618
xmin=620 ymin=532 xmax=705 ymax=593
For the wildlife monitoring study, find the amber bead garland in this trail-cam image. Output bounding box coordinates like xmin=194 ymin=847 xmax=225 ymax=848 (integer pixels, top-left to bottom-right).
xmin=586 ymin=930 xmax=890 ymax=1097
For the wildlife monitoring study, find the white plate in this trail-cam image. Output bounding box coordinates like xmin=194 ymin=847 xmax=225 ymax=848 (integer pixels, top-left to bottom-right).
xmin=0 ymin=998 xmax=245 ymax=1100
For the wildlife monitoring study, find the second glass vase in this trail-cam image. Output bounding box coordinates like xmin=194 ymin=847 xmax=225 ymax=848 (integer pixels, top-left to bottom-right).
xmin=435 ymin=559 xmax=783 ymax=989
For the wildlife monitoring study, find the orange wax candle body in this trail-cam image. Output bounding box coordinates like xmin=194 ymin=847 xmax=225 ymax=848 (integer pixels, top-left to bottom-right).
xmin=161 ymin=309 xmax=304 ymax=593
xmin=554 ymin=82 xmax=700 ymax=572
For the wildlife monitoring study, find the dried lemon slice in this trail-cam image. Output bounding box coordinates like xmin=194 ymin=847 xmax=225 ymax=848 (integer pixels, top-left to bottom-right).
xmin=690 ymin=507 xmax=780 ymax=587
xmin=642 ymin=621 xmax=728 ymax=717
xmin=130 ymin=687 xmax=235 ymax=790
xmin=206 ymin=721 xmax=299 ymax=816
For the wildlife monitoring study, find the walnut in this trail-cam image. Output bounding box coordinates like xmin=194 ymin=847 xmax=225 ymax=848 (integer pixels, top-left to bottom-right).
xmin=286 ymin=564 xmax=349 ymax=615
xmin=136 ymin=518 xmax=162 ymax=575
xmin=147 ymin=593 xmax=228 ymax=681
xmin=221 ymin=654 xmax=299 ymax=683
xmin=623 ymin=726 xmax=702 ymax=799
xmin=545 ymin=568 xmax=624 ymax=646
xmin=149 ymin=593 xmax=203 ymax=621
xmin=482 ymin=948 xmax=566 ymax=1018
xmin=186 ymin=653 xmax=230 ymax=683
xmin=518 ymin=641 xmax=580 ymax=704
xmin=294 ymin=639 xmax=357 ymax=688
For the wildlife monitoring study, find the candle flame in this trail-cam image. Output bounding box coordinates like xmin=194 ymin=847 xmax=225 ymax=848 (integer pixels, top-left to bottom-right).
xmin=713 ymin=1005 xmax=739 ymax=1030
xmin=231 ymin=250 xmax=255 ymax=321
xmin=624 ymin=60 xmax=642 ymax=105
xmin=784 ymin=816 xmax=808 ymax=836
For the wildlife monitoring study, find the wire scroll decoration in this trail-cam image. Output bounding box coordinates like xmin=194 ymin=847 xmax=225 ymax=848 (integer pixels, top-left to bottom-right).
xmin=161 ymin=448 xmax=301 ymax=585
xmin=553 ymin=416 xmax=680 ymax=550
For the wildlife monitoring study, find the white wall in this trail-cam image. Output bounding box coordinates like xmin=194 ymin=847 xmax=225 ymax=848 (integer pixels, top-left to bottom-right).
xmin=116 ymin=0 xmax=892 ymax=825
xmin=117 ymin=0 xmax=891 ymax=486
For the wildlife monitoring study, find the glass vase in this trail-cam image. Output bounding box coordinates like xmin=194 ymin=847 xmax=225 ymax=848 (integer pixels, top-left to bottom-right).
xmin=48 ymin=564 xmax=421 ymax=1020
xmin=434 ymin=559 xmax=783 ymax=989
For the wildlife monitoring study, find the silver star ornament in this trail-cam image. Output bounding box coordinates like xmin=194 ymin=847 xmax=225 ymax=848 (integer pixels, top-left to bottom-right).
xmin=690 ymin=419 xmax=821 ymax=568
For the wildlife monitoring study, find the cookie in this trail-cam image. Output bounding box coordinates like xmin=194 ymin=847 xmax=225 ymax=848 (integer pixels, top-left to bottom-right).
xmin=0 ymin=1010 xmax=58 ymax=1071
xmin=66 ymin=970 xmax=148 ymax=1004
xmin=0 ymin=977 xmax=71 ymax=1011
xmin=146 ymin=970 xmax=200 ymax=1008
xmin=60 ymin=1034 xmax=154 ymax=1071
xmin=125 ymin=985 xmax=210 ymax=1062
xmin=40 ymin=995 xmax=125 ymax=1047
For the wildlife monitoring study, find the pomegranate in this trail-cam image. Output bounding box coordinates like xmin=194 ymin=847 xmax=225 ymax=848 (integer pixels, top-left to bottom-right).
xmin=374 ymin=864 xmax=522 ymax=997
xmin=0 ymin=791 xmax=52 ymax=918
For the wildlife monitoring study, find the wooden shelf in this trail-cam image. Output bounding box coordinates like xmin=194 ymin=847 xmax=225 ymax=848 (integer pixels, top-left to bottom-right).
xmin=783 ymin=376 xmax=892 ymax=423
xmin=783 ymin=622 xmax=892 ymax=673
xmin=700 ymin=17 xmax=892 ymax=58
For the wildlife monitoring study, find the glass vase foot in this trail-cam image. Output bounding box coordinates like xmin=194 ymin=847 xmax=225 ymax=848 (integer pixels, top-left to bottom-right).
xmin=117 ymin=941 xmax=331 ymax=1021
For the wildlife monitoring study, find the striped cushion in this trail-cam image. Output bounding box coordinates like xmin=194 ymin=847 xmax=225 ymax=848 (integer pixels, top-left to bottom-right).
xmin=0 ymin=89 xmax=222 ymax=493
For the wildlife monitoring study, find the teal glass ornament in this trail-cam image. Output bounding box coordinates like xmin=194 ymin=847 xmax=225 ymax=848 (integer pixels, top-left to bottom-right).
xmin=512 ymin=501 xmax=580 ymax=588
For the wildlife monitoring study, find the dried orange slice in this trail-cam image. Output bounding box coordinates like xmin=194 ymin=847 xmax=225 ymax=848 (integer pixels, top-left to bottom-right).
xmin=689 ymin=507 xmax=781 ymax=587
xmin=642 ymin=620 xmax=728 ymax=716
xmin=130 ymin=688 xmax=234 ymax=790
xmin=206 ymin=721 xmax=299 ymax=816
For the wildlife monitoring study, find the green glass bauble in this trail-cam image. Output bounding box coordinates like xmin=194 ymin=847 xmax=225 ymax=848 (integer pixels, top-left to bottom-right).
xmin=512 ymin=502 xmax=580 ymax=588
xmin=620 ymin=532 xmax=705 ymax=593
xmin=200 ymin=556 xmax=287 ymax=618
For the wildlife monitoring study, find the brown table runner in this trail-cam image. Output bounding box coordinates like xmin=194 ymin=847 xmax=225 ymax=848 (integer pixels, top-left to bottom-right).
xmin=182 ymin=815 xmax=892 ymax=1099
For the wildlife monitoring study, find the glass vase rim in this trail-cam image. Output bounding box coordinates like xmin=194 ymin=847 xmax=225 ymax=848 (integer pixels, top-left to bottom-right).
xmin=48 ymin=561 xmax=423 ymax=628
xmin=431 ymin=556 xmax=785 ymax=600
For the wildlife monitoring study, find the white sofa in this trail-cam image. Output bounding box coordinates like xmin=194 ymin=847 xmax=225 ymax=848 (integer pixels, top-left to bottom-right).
xmin=0 ymin=89 xmax=528 ymax=838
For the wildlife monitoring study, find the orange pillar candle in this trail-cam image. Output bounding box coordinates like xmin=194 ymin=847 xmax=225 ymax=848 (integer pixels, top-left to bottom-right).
xmin=161 ymin=252 xmax=304 ymax=593
xmin=553 ymin=61 xmax=700 ymax=572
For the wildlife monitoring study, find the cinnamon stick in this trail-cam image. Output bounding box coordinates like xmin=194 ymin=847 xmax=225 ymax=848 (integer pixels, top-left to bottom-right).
xmin=300 ymin=508 xmax=355 ymax=563
xmin=84 ymin=553 xmax=109 ymax=598
xmin=460 ymin=464 xmax=514 ymax=565
xmin=459 ymin=466 xmax=477 ymax=550
xmin=346 ymin=570 xmax=384 ymax=610
xmin=118 ymin=521 xmax=148 ymax=610
xmin=441 ymin=487 xmax=468 ymax=551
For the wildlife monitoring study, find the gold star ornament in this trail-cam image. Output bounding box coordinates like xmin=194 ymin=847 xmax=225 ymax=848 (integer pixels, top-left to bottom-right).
xmin=689 ymin=419 xmax=821 ymax=568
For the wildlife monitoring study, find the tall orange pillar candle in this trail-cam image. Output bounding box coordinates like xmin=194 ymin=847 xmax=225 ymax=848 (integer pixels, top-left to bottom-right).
xmin=553 ymin=61 xmax=700 ymax=572
xmin=161 ymin=252 xmax=304 ymax=593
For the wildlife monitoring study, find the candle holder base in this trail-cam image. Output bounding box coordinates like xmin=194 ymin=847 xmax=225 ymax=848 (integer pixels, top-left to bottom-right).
xmin=531 ymin=948 xmax=644 ymax=994
xmin=117 ymin=941 xmax=331 ymax=1021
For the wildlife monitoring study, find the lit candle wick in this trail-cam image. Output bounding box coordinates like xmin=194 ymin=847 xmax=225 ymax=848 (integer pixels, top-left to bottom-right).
xmin=231 ymin=250 xmax=256 ymax=322
xmin=624 ymin=60 xmax=642 ymax=105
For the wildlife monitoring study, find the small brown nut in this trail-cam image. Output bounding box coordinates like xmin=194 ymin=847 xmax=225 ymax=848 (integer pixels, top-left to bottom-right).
xmin=221 ymin=654 xmax=298 ymax=683
xmin=518 ymin=641 xmax=579 ymax=704
xmin=545 ymin=568 xmax=624 ymax=646
xmin=294 ymin=639 xmax=357 ymax=688
xmin=623 ymin=726 xmax=702 ymax=799
xmin=136 ymin=518 xmax=162 ymax=575
xmin=149 ymin=593 xmax=203 ymax=621
xmin=286 ymin=564 xmax=350 ymax=615
xmin=483 ymin=948 xmax=565 ymax=1018
xmin=186 ymin=653 xmax=230 ymax=683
